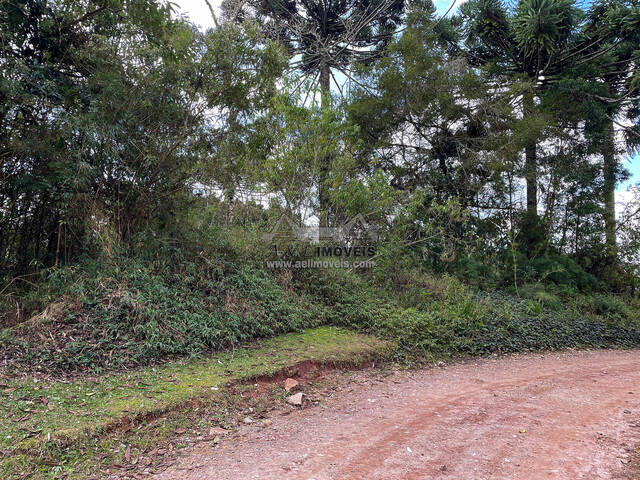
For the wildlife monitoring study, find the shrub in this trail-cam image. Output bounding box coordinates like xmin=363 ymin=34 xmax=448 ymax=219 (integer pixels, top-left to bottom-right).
xmin=517 ymin=283 xmax=563 ymax=310
xmin=1 ymin=238 xmax=326 ymax=372
xmin=579 ymin=293 xmax=632 ymax=319
xmin=3 ymin=230 xmax=639 ymax=373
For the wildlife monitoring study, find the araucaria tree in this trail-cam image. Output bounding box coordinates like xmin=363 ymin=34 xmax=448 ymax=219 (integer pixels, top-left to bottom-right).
xmin=576 ymin=0 xmax=640 ymax=264
xmin=237 ymin=0 xmax=406 ymax=228
xmin=249 ymin=0 xmax=405 ymax=92
xmin=456 ymin=0 xmax=582 ymax=250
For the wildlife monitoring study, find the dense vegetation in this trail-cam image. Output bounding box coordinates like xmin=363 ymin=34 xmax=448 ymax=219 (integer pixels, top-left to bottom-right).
xmin=2 ymin=0 xmax=640 ymax=372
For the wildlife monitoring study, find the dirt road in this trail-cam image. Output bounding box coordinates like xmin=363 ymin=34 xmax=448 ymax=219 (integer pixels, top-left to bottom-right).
xmin=154 ymin=350 xmax=640 ymax=479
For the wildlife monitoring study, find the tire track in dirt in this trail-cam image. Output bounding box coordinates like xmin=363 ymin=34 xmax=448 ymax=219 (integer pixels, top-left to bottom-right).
xmin=153 ymin=350 xmax=640 ymax=480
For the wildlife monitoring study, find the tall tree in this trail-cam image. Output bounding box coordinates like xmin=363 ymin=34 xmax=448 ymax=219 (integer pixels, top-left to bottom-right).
xmin=0 ymin=0 xmax=284 ymax=275
xmin=1 ymin=0 xmax=182 ymax=272
xmin=456 ymin=0 xmax=582 ymax=250
xmin=350 ymin=3 xmax=513 ymax=202
xmin=581 ymin=0 xmax=640 ymax=261
xmin=229 ymin=0 xmax=406 ymax=229
xmin=545 ymin=0 xmax=640 ymax=268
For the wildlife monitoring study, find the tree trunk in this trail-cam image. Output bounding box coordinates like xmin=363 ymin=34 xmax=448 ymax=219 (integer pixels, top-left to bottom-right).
xmin=54 ymin=220 xmax=62 ymax=268
xmin=602 ymin=121 xmax=617 ymax=260
xmin=225 ymin=187 xmax=235 ymax=224
xmin=318 ymin=64 xmax=331 ymax=239
xmin=523 ymin=93 xmax=538 ymax=220
xmin=319 ymin=64 xmax=330 ymax=104
xmin=521 ymin=91 xmax=541 ymax=253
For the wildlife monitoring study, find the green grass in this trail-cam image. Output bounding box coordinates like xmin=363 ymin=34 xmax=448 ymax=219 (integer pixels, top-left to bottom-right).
xmin=0 ymin=327 xmax=390 ymax=479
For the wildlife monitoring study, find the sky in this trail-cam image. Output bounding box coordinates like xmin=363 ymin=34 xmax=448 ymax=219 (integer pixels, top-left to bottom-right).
xmin=171 ymin=0 xmax=468 ymax=30
xmin=171 ymin=0 xmax=639 ymax=196
xmin=172 ymin=0 xmax=219 ymax=30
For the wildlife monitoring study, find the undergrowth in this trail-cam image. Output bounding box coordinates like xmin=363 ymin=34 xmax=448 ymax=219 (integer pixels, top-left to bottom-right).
xmin=298 ymin=268 xmax=640 ymax=364
xmin=0 ymin=228 xmax=321 ymax=372
xmin=2 ymin=228 xmax=640 ymax=374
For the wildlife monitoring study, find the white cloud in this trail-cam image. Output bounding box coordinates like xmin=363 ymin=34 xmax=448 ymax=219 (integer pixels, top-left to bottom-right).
xmin=171 ymin=0 xmax=221 ymax=31
xmin=436 ymin=0 xmax=469 ymax=16
xmin=616 ymin=185 xmax=639 ymax=219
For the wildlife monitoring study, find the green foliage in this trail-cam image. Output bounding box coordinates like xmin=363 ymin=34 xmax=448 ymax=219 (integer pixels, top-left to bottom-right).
xmin=514 ymin=0 xmax=580 ymax=61
xmin=516 ymin=283 xmax=562 ymax=310
xmin=578 ymin=293 xmax=632 ymax=319
xmin=502 ymin=250 xmax=599 ymax=291
xmin=356 ymin=274 xmax=640 ymax=363
xmin=3 ymin=222 xmax=640 ymax=375
xmin=0 ymin=1 xmax=285 ymax=277
xmin=1 ymin=231 xmax=327 ymax=372
xmin=292 ymin=265 xmax=640 ymax=365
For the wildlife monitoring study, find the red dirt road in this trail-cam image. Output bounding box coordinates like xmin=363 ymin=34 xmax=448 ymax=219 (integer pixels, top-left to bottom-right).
xmin=154 ymin=350 xmax=640 ymax=479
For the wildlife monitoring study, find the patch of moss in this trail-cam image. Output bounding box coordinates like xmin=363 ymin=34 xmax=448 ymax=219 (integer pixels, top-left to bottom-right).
xmin=0 ymin=327 xmax=389 ymax=479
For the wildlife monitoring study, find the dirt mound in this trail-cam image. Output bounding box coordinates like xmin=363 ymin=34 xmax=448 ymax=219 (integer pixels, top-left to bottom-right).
xmin=0 ymin=299 xmax=135 ymax=377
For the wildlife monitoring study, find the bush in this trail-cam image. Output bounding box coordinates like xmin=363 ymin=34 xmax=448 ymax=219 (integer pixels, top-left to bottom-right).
xmin=3 ymin=229 xmax=639 ymax=373
xmin=363 ymin=288 xmax=640 ymax=364
xmin=500 ymin=250 xmax=599 ymax=292
xmin=517 ymin=283 xmax=563 ymax=310
xmin=1 ymin=233 xmax=326 ymax=372
xmin=578 ymin=293 xmax=632 ymax=319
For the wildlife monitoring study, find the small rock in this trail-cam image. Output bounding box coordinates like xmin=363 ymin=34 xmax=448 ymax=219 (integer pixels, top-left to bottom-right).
xmin=262 ymin=419 xmax=272 ymax=427
xmin=284 ymin=378 xmax=299 ymax=392
xmin=624 ymin=409 xmax=632 ymax=414
xmin=287 ymin=392 xmax=303 ymax=406
xmin=208 ymin=427 xmax=227 ymax=437
xmin=243 ymin=417 xmax=254 ymax=424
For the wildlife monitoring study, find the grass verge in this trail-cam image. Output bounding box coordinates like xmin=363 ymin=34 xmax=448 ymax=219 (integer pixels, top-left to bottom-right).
xmin=0 ymin=326 xmax=390 ymax=479
xmin=629 ymin=446 xmax=640 ymax=479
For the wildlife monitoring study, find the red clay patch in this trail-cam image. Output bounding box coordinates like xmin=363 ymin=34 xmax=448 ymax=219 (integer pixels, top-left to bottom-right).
xmin=153 ymin=349 xmax=640 ymax=480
